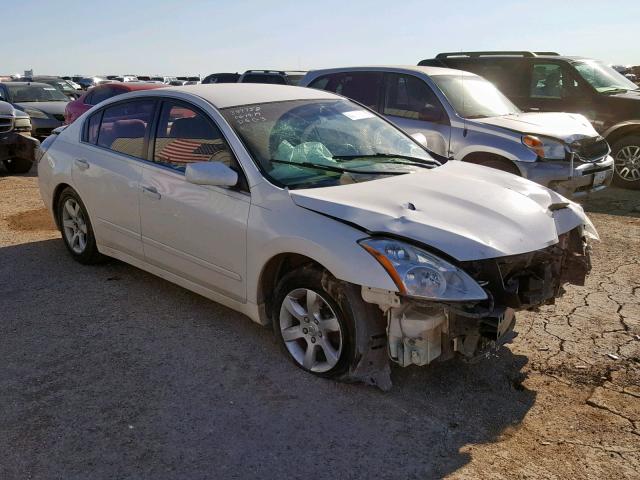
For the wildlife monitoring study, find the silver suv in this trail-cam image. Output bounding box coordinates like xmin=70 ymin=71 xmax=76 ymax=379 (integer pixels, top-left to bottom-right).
xmin=301 ymin=66 xmax=614 ymax=197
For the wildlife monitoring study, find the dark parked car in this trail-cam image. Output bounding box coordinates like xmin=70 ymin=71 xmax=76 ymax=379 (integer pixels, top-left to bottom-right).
xmin=0 ymin=100 xmax=39 ymax=173
xmin=239 ymin=70 xmax=306 ymax=85
xmin=419 ymin=51 xmax=640 ymax=188
xmin=17 ymin=76 xmax=82 ymax=99
xmin=0 ymin=82 xmax=69 ymax=139
xmin=201 ymin=72 xmax=240 ymax=84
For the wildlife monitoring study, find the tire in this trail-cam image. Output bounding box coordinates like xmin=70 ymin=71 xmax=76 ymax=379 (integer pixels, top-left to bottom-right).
xmin=611 ymin=135 xmax=640 ymax=189
xmin=56 ymin=187 xmax=105 ymax=264
xmin=3 ymin=157 xmax=33 ymax=174
xmin=272 ymin=266 xmax=359 ymax=378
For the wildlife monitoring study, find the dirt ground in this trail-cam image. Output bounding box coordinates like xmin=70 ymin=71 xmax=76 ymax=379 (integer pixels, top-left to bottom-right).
xmin=0 ymin=170 xmax=638 ymax=479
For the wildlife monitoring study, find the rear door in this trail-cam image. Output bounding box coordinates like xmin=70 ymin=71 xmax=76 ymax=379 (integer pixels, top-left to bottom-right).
xmin=70 ymin=98 xmax=156 ymax=259
xmin=139 ymin=99 xmax=250 ymax=301
xmin=381 ymin=72 xmax=450 ymax=156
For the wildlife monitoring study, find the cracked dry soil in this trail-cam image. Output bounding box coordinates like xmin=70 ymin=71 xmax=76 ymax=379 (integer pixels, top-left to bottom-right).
xmin=0 ymin=172 xmax=638 ymax=479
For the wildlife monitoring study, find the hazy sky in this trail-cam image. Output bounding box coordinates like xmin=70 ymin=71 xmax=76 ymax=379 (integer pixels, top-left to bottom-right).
xmin=3 ymin=0 xmax=639 ymax=76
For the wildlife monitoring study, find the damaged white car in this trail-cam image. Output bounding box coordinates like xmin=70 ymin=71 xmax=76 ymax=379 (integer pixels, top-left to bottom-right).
xmin=37 ymin=84 xmax=597 ymax=389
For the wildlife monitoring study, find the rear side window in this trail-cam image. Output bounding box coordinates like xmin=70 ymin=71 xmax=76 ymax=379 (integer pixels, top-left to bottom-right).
xmin=84 ymin=112 xmax=102 ymax=144
xmin=153 ymin=101 xmax=234 ymax=172
xmin=96 ymin=100 xmax=155 ymax=159
xmin=383 ymin=73 xmax=444 ymax=121
xmin=87 ymin=86 xmax=115 ymax=105
xmin=308 ymin=72 xmax=383 ymax=110
xmin=242 ymin=74 xmax=286 ymax=84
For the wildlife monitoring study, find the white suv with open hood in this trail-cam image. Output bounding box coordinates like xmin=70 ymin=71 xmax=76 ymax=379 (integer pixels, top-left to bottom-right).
xmin=37 ymin=84 xmax=597 ymax=389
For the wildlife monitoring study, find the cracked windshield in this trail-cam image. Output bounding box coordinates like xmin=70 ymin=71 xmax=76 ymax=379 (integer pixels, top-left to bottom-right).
xmin=222 ymin=99 xmax=436 ymax=188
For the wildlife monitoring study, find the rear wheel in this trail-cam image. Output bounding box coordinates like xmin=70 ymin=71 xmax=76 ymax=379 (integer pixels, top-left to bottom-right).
xmin=3 ymin=157 xmax=33 ymax=174
xmin=611 ymin=135 xmax=640 ymax=189
xmin=56 ymin=187 xmax=105 ymax=264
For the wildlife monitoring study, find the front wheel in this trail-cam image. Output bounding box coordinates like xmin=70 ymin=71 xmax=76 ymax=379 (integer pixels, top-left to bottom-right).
xmin=273 ymin=267 xmax=356 ymax=377
xmin=612 ymin=135 xmax=640 ymax=189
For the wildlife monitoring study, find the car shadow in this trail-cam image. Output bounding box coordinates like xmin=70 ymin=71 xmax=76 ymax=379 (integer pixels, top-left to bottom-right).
xmin=0 ymin=239 xmax=535 ymax=479
xmin=580 ymin=186 xmax=639 ymax=217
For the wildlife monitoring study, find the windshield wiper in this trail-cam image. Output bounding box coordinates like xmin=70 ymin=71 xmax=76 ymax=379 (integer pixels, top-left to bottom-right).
xmin=331 ymin=152 xmax=439 ymax=167
xmin=270 ymin=159 xmax=407 ymax=175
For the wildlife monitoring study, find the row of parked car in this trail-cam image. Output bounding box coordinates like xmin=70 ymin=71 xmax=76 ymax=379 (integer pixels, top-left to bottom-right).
xmin=2 ymin=52 xmax=640 ymax=193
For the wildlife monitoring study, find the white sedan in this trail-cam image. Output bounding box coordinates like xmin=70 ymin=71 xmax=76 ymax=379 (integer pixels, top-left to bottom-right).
xmin=38 ymin=84 xmax=597 ymax=389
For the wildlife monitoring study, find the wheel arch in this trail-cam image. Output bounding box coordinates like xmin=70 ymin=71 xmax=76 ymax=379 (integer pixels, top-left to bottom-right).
xmin=51 ymin=182 xmax=74 ymax=230
xmin=256 ymin=252 xmax=328 ymax=325
xmin=604 ymin=123 xmax=640 ymax=147
xmin=461 ymin=151 xmax=522 ymax=175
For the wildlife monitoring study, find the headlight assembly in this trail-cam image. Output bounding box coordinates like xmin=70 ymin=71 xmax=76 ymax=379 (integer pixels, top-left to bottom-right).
xmin=522 ymin=135 xmax=566 ymax=160
xmin=359 ymin=238 xmax=487 ymax=302
xmin=22 ymin=107 xmax=49 ymax=119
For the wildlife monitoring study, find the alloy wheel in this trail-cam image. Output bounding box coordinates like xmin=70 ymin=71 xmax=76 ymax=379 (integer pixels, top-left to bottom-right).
xmin=279 ymin=288 xmax=343 ymax=373
xmin=62 ymin=198 xmax=88 ymax=254
xmin=614 ymin=145 xmax=640 ymax=182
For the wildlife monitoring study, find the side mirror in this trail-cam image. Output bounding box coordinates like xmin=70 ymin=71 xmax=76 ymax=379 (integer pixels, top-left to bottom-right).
xmin=185 ymin=161 xmax=238 ymax=187
xmin=411 ymin=132 xmax=428 ymax=148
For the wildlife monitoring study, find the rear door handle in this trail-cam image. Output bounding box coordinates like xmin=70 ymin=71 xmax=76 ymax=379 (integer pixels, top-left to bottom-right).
xmin=141 ymin=185 xmax=161 ymax=200
xmin=74 ymin=158 xmax=90 ymax=170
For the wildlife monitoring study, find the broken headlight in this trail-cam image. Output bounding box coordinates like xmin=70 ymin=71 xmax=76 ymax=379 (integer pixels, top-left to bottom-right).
xmin=359 ymin=238 xmax=488 ymax=301
xmin=522 ymin=135 xmax=566 ymax=160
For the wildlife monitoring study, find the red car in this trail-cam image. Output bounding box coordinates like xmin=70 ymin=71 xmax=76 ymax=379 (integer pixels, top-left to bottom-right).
xmin=64 ymin=82 xmax=165 ymax=124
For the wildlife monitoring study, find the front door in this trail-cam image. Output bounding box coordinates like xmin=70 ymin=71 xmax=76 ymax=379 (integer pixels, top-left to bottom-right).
xmin=381 ymin=73 xmax=451 ymax=157
xmin=139 ymin=100 xmax=250 ymax=301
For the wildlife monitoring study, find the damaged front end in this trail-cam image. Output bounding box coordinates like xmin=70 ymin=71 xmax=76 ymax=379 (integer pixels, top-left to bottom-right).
xmin=360 ymin=226 xmax=592 ymax=376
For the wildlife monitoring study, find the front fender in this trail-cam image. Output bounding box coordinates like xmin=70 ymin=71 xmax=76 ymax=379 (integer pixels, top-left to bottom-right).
xmin=602 ymin=120 xmax=640 ymax=140
xmin=245 ymin=197 xmax=399 ymax=305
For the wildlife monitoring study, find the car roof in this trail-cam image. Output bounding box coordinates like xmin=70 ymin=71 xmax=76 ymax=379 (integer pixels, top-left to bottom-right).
xmin=101 ymin=82 xmax=165 ymax=92
xmin=305 ymin=65 xmax=478 ymax=78
xmin=1 ymin=81 xmax=52 ymax=87
xmin=161 ymin=83 xmax=339 ymax=108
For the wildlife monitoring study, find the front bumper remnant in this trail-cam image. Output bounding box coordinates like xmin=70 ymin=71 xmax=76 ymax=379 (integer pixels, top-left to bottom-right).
xmin=361 ymin=226 xmax=592 ymax=381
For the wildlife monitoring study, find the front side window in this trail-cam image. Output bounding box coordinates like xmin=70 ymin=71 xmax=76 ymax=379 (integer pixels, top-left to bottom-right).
xmin=530 ymin=63 xmax=564 ymax=99
xmin=310 ymin=72 xmax=383 ymax=111
xmin=573 ymin=60 xmax=639 ymax=93
xmin=153 ymin=101 xmax=234 ymax=172
xmin=430 ymin=74 xmax=520 ymax=118
xmin=96 ymin=100 xmax=155 ymax=159
xmin=222 ymin=99 xmax=436 ymax=190
xmin=383 ymin=73 xmax=444 ymax=121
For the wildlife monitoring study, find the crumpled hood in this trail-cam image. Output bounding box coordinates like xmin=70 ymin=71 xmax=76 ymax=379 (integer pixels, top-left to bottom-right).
xmin=474 ymin=112 xmax=598 ymax=143
xmin=14 ymin=101 xmax=68 ymax=116
xmin=290 ymin=162 xmax=594 ymax=261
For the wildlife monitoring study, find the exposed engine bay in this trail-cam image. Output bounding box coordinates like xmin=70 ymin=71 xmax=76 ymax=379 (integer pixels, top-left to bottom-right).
xmin=362 ymin=227 xmax=592 ymax=370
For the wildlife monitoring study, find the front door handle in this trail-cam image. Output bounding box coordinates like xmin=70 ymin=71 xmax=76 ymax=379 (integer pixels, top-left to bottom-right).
xmin=74 ymin=158 xmax=90 ymax=170
xmin=141 ymin=185 xmax=161 ymax=200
